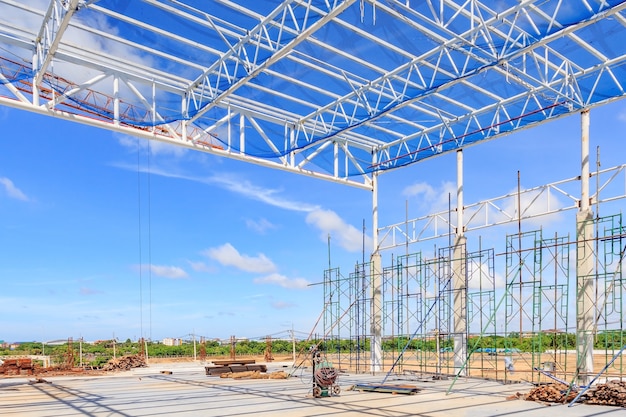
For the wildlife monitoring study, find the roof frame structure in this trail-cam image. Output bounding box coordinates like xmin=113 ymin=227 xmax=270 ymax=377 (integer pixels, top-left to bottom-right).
xmin=0 ymin=0 xmax=625 ymax=190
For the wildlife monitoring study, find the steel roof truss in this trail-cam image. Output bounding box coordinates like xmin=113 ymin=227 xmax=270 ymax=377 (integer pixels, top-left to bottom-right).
xmin=33 ymin=0 xmax=80 ymax=87
xmin=246 ymin=115 xmax=288 ymax=165
xmin=187 ymin=0 xmax=357 ymax=123
xmin=308 ymin=0 xmax=620 ymax=158
xmin=0 ymin=71 xmax=29 ymax=103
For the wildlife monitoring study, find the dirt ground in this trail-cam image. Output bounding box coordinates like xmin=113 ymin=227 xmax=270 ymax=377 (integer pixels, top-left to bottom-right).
xmin=3 ymin=352 xmax=623 ymax=384
xmin=144 ymin=352 xmax=626 ymax=385
xmin=322 ymin=351 xmax=626 ymax=385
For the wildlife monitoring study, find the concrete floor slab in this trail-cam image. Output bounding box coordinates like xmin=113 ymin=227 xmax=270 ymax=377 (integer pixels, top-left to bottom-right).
xmin=0 ymin=362 xmax=622 ymax=416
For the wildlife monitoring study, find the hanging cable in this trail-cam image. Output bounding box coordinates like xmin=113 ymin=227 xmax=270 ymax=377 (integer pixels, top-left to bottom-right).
xmin=148 ymin=139 xmax=153 ymax=341
xmin=137 ymin=137 xmax=144 ymax=341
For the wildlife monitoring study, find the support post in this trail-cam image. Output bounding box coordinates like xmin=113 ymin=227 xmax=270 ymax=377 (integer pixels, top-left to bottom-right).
xmin=113 ymin=75 xmax=120 ymax=126
xmin=371 ymin=170 xmax=382 ymax=372
xmin=576 ymin=108 xmax=595 ymax=386
xmin=453 ymin=149 xmax=467 ymax=375
xmin=239 ymin=113 xmax=245 ymax=153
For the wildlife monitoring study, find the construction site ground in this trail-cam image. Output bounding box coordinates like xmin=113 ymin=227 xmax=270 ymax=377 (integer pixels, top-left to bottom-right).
xmin=363 ymin=351 xmax=625 ymax=384
xmin=1 ymin=359 xmax=624 ymax=417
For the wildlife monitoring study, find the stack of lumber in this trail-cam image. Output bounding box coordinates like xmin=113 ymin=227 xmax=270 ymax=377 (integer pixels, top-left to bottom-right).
xmin=219 ymin=370 xmax=288 ymax=380
xmin=102 ymin=355 xmax=147 ymax=371
xmin=205 ymin=363 xmax=267 ymax=376
xmin=582 ymin=381 xmax=626 ymax=407
xmin=524 ymin=383 xmax=577 ymax=403
xmin=0 ymin=359 xmax=35 ymax=376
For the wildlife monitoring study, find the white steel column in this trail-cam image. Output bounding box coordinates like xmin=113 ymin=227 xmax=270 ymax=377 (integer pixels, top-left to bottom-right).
xmin=239 ymin=114 xmax=245 ymax=153
xmin=453 ymin=149 xmax=467 ymax=375
xmin=113 ymin=75 xmax=120 ymax=126
xmin=371 ymin=169 xmax=382 ymax=372
xmin=576 ymin=109 xmax=595 ymax=386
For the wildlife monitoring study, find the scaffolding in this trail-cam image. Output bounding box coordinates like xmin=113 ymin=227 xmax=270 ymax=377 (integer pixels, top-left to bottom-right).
xmin=322 ymin=213 xmax=626 ymax=384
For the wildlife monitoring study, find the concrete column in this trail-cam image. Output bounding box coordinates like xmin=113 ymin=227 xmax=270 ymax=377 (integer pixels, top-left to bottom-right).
xmin=370 ymin=170 xmax=382 ymax=372
xmin=576 ymin=109 xmax=595 ymax=386
xmin=453 ymin=149 xmax=467 ymax=375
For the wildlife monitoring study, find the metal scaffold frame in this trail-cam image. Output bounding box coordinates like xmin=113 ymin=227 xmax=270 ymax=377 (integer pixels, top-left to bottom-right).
xmin=322 ymin=212 xmax=626 ymax=385
xmin=323 ymin=263 xmax=372 ymax=373
xmin=593 ymin=214 xmax=626 ymax=378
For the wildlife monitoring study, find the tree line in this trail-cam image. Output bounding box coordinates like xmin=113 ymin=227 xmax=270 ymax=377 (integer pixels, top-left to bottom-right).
xmin=2 ymin=330 xmax=624 ymax=368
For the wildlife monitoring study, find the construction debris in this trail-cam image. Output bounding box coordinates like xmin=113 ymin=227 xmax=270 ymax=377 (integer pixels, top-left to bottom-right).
xmin=28 ymin=378 xmax=50 ymax=384
xmin=102 ymin=355 xmax=147 ymax=372
xmin=506 ymin=393 xmax=523 ymax=401
xmin=581 ymin=381 xmax=626 ymax=407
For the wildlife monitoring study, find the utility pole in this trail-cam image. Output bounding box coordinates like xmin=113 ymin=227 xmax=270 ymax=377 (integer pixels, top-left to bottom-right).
xmin=292 ymin=324 xmax=296 ymax=365
xmin=79 ymin=337 xmax=83 ymax=368
xmin=193 ymin=331 xmax=197 ymax=361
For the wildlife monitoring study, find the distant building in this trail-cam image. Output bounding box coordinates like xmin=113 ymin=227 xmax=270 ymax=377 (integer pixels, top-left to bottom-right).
xmin=162 ymin=338 xmax=183 ymax=346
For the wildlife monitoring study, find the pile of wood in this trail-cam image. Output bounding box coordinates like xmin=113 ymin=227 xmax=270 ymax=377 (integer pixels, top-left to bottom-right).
xmin=581 ymin=381 xmax=626 ymax=407
xmin=219 ymin=370 xmax=288 ymax=380
xmin=0 ymin=359 xmax=35 ymax=376
xmin=513 ymin=381 xmax=626 ymax=407
xmin=521 ymin=383 xmax=578 ymax=403
xmin=102 ymin=355 xmax=147 ymax=372
xmin=205 ymin=363 xmax=267 ymax=376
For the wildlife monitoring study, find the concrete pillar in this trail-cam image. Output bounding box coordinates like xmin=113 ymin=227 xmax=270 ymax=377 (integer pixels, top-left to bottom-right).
xmin=453 ymin=149 xmax=467 ymax=375
xmin=370 ymin=170 xmax=382 ymax=372
xmin=576 ymin=108 xmax=595 ymax=386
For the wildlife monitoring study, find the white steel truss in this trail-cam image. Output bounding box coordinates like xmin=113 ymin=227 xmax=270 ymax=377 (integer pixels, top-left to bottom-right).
xmin=378 ymin=163 xmax=626 ymax=250
xmin=0 ymin=1 xmax=626 ymax=189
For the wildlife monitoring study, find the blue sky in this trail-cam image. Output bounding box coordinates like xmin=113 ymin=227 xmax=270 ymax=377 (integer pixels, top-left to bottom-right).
xmin=1 ymin=99 xmax=625 ymax=344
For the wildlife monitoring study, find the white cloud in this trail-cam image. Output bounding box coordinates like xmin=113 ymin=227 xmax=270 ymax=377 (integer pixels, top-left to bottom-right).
xmin=245 ymin=217 xmax=276 ymax=234
xmin=213 ymin=175 xmax=318 ymax=212
xmin=467 ymin=262 xmax=506 ymax=290
xmin=188 ymin=261 xmax=214 ymax=273
xmin=253 ymin=273 xmax=310 ymax=289
xmin=0 ymin=177 xmax=29 ymax=201
xmin=113 ymin=162 xmax=319 ymax=213
xmin=203 ymin=243 xmax=276 ymax=273
xmin=306 ymin=209 xmax=370 ymax=252
xmin=403 ymin=181 xmax=456 ymax=213
xmin=136 ymin=264 xmax=188 ymax=279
